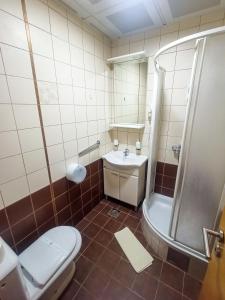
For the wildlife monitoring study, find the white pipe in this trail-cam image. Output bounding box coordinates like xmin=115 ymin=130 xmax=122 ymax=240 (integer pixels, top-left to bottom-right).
xmin=154 ymin=25 xmax=225 ymax=69
xmin=145 ymin=67 xmax=163 ymax=199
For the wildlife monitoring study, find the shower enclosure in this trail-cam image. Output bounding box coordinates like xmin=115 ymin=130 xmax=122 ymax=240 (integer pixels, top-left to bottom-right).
xmin=143 ymin=26 xmax=225 ymax=262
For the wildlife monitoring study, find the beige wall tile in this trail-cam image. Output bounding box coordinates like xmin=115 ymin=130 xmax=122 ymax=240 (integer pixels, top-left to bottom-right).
xmin=1 ymin=45 xmax=32 ymax=78
xmin=0 ymin=10 xmax=28 ymax=50
xmin=0 ymin=131 xmax=21 ymax=159
xmin=18 ymin=128 xmax=44 ymax=152
xmin=0 ymin=176 xmax=29 ymax=206
xmin=0 ymin=75 xmax=10 ymax=103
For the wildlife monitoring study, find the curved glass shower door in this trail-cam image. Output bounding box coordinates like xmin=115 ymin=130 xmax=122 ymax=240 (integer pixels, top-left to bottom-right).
xmin=171 ymin=34 xmax=225 ymax=254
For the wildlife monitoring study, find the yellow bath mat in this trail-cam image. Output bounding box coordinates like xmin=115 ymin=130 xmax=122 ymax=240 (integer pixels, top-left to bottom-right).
xmin=114 ymin=227 xmax=153 ymax=273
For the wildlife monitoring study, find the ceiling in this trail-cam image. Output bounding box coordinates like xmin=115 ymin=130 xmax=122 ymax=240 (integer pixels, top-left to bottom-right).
xmin=62 ymin=0 xmax=225 ymax=38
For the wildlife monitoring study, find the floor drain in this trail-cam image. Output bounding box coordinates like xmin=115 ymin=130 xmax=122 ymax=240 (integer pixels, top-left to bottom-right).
xmin=108 ymin=208 xmax=120 ymax=219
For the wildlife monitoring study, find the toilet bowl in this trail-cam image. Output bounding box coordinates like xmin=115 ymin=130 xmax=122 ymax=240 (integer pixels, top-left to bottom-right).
xmin=0 ymin=226 xmax=82 ymax=300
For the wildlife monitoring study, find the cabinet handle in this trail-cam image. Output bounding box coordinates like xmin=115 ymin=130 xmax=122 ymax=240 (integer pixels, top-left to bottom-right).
xmin=111 ymin=172 xmax=118 ymax=176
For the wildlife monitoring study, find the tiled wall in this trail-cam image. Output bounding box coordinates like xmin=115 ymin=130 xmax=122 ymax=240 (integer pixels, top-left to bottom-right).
xmin=154 ymin=162 xmax=178 ymax=197
xmin=112 ymin=9 xmax=225 ymax=165
xmin=0 ymin=0 xmax=110 ymax=251
xmin=0 ymin=159 xmax=103 ymax=253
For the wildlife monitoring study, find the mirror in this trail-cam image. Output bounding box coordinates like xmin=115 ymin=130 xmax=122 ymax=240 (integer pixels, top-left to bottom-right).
xmin=112 ymin=60 xmax=147 ymax=126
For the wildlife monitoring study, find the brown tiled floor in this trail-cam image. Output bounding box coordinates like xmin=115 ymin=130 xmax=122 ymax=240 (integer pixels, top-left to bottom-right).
xmin=60 ymin=199 xmax=201 ymax=300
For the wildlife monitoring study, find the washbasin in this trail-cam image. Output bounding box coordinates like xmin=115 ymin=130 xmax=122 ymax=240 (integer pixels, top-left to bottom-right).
xmin=102 ymin=151 xmax=148 ymax=168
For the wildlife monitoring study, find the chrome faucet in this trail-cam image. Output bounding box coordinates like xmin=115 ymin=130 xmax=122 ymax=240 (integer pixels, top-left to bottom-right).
xmin=123 ymin=148 xmax=129 ymax=157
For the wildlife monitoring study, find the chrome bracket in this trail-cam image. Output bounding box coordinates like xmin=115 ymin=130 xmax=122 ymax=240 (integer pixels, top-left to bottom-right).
xmin=203 ymin=227 xmax=224 ymax=259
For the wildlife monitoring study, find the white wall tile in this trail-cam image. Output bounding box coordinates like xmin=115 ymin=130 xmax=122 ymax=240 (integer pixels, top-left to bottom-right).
xmin=27 ymin=167 xmax=49 ymax=193
xmin=72 ymin=67 xmax=85 ymax=87
xmin=0 ymin=51 xmax=4 ymax=74
xmin=0 ymin=104 xmax=16 ymax=131
xmin=26 ymin=0 xmax=50 ymax=32
xmin=77 ymin=136 xmax=88 ymax=153
xmin=73 ymin=87 xmax=86 ymax=105
xmin=159 ymin=52 xmax=176 ymax=71
xmin=175 ymin=49 xmax=194 ymax=70
xmin=41 ymin=104 xmax=61 ymax=126
xmin=162 ymin=89 xmax=172 ymax=106
xmin=0 ymin=154 xmax=25 ymax=184
xmin=160 ymin=32 xmax=178 ymax=48
xmin=74 ymin=106 xmax=86 ymax=122
xmin=68 ymin=22 xmax=83 ymax=48
xmin=0 ymin=10 xmax=28 ymax=50
xmin=44 ymin=125 xmax=62 ymax=146
xmin=87 ymin=120 xmax=98 ymax=135
xmin=84 ymin=52 xmax=95 ymax=72
xmin=173 ymin=69 xmax=191 ymax=89
xmin=1 ymin=45 xmax=32 ymax=78
xmin=62 ymin=123 xmax=76 ymax=141
xmin=34 ymin=55 xmax=56 ymax=82
xmin=165 ymin=150 xmax=178 ymax=165
xmin=83 ymin=32 xmax=94 ymax=54
xmin=0 ymin=0 xmax=23 ymax=19
xmin=201 ymin=10 xmax=224 ymax=25
xmin=64 ymin=140 xmax=77 ymax=159
xmin=76 ymin=122 xmax=87 ymax=139
xmin=38 ymin=81 xmax=58 ymax=104
xmin=70 ymin=45 xmax=84 ymax=68
xmin=0 ymin=75 xmax=10 ymax=103
xmin=7 ymin=76 xmax=36 ymax=104
xmin=0 ymin=131 xmax=21 ymax=159
xmin=0 ymin=176 xmax=29 ymax=207
xmin=18 ymin=128 xmax=43 ymax=152
xmin=52 ymin=36 xmax=70 ymax=64
xmin=60 ymin=104 xmax=75 ymax=123
xmin=171 ymin=89 xmax=188 ymax=105
xmin=55 ymin=61 xmax=72 ymax=85
xmin=170 ymin=106 xmax=186 ymax=122
xmin=58 ymin=84 xmax=73 ymax=104
xmin=87 ymin=106 xmax=97 ymax=121
xmin=49 ymin=9 xmax=68 ymax=41
xmin=50 ymin=160 xmax=66 ymax=181
xmin=168 ymin=122 xmax=184 ymax=137
xmin=23 ymin=148 xmax=46 ymax=173
xmin=13 ymin=104 xmax=40 ymax=129
xmin=30 ymin=25 xmax=53 ymax=58
xmin=164 ymin=71 xmax=174 ymax=89
xmin=48 ymin=143 xmax=64 ymax=164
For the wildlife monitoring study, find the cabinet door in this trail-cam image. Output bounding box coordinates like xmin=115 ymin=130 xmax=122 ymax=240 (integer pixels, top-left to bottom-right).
xmin=104 ymin=168 xmax=119 ymax=199
xmin=119 ymin=174 xmax=138 ymax=206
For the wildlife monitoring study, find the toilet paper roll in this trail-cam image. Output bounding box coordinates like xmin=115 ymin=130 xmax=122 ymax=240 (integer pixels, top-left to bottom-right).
xmin=66 ymin=163 xmax=87 ymax=184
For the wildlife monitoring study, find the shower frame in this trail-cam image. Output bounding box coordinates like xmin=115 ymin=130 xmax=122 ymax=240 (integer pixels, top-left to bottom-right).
xmin=144 ymin=25 xmax=225 ymax=262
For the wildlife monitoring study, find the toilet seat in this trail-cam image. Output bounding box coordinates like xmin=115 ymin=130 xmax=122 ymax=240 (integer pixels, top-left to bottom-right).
xmin=19 ymin=226 xmax=77 ymax=288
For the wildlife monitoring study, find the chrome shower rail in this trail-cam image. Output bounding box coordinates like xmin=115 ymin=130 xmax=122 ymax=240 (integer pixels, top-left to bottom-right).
xmin=78 ymin=140 xmax=100 ymax=157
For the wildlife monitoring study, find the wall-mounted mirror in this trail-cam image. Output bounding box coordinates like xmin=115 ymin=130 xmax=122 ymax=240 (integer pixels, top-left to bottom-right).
xmin=108 ymin=51 xmax=148 ymax=129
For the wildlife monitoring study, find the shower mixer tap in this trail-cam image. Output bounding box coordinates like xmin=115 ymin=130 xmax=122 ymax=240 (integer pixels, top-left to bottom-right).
xmin=172 ymin=144 xmax=181 ymax=160
xmin=172 ymin=144 xmax=181 ymax=154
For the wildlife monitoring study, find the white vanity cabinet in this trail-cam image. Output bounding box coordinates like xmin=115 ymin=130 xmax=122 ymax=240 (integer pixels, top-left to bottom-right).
xmin=103 ymin=160 xmax=147 ymax=208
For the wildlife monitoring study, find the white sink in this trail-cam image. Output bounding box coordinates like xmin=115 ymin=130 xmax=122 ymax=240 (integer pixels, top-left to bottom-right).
xmin=102 ymin=151 xmax=148 ymax=168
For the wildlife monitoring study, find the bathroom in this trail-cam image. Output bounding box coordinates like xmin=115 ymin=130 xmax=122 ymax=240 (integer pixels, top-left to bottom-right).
xmin=0 ymin=0 xmax=225 ymax=299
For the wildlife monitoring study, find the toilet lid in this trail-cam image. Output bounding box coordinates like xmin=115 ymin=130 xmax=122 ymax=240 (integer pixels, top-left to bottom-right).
xmin=19 ymin=226 xmax=77 ymax=287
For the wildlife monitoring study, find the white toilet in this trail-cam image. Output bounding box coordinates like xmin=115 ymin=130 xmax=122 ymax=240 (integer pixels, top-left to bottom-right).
xmin=0 ymin=226 xmax=82 ymax=300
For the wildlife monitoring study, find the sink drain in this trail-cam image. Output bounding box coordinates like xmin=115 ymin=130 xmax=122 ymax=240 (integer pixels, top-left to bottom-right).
xmin=108 ymin=208 xmax=120 ymax=219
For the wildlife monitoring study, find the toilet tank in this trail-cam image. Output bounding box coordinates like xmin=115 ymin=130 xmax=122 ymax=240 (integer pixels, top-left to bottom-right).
xmin=0 ymin=237 xmax=29 ymax=300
